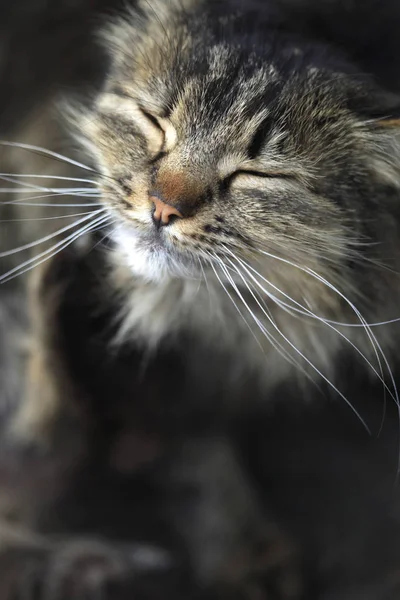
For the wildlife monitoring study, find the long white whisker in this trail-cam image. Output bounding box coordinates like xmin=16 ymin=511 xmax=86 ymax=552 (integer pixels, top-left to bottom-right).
xmin=306 ymin=265 xmax=399 ymax=410
xmin=0 ymin=190 xmax=100 ymax=197
xmin=217 ymin=251 xmax=370 ymax=432
xmin=1 ymin=193 xmax=101 ymax=206
xmin=0 ymin=211 xmax=98 ymax=223
xmin=0 ymin=219 xmax=109 ymax=286
xmin=228 ymin=250 xmax=394 ymax=406
xmin=86 ymin=219 xmax=118 ymax=253
xmin=0 ymin=173 xmax=98 ymax=185
xmin=198 ymin=257 xmax=213 ymax=312
xmin=253 ymin=246 xmax=391 ymax=332
xmin=253 ymin=247 xmax=398 ymax=407
xmin=216 ymin=255 xmax=321 ymax=389
xmin=330 ymin=317 xmax=400 ymax=327
xmin=0 ymin=174 xmax=99 ymax=194
xmin=246 ymin=264 xmax=391 ymax=404
xmin=4 ymin=201 xmax=103 ymax=208
xmin=0 ymin=210 xmax=105 ymax=258
xmin=0 ymin=141 xmax=96 ymax=172
xmin=306 ymin=266 xmax=400 ymax=457
xmin=2 ymin=191 xmax=101 ymax=206
xmin=206 ymin=254 xmax=266 ymax=357
xmin=0 ymin=214 xmax=109 ymax=285
xmin=208 ymin=250 xmax=316 ymax=380
xmin=234 ymin=256 xmax=391 ymax=435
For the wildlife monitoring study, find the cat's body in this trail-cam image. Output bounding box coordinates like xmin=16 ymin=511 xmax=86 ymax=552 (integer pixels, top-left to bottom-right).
xmin=3 ymin=239 xmax=400 ymax=599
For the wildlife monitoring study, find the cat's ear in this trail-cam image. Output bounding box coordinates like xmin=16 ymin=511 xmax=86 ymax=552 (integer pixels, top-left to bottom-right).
xmin=366 ymin=97 xmax=400 ymax=129
xmin=361 ymin=92 xmax=400 ymax=187
xmin=374 ymin=118 xmax=400 ymax=128
xmin=347 ymin=85 xmax=400 ymax=123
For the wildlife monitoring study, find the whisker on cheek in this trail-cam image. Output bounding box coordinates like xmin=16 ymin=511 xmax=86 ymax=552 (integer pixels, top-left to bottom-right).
xmin=225 ymin=248 xmax=396 ymax=407
xmin=214 ymin=252 xmax=317 ymax=383
xmin=0 ymin=174 xmax=99 ymax=195
xmin=0 ymin=141 xmax=96 ymax=173
xmin=206 ymin=252 xmax=266 ymax=357
xmin=0 ymin=209 xmax=106 ymax=258
xmin=0 ymin=213 xmax=110 ymax=285
xmin=215 ymin=250 xmax=371 ymax=432
xmin=0 ymin=211 xmax=100 ymax=223
xmin=3 ymin=202 xmax=104 ymax=208
xmin=0 ymin=173 xmax=98 ymax=185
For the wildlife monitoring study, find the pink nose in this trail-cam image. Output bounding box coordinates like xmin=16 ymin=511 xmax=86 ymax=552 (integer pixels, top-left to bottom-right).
xmin=150 ymin=195 xmax=183 ymax=227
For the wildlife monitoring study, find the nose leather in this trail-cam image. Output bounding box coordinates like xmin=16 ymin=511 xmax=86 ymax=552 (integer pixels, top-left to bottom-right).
xmin=150 ymin=195 xmax=183 ymax=226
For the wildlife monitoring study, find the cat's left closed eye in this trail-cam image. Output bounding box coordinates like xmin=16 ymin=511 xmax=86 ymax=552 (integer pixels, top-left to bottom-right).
xmin=225 ymin=171 xmax=296 ymax=187
xmin=137 ymin=108 xmax=165 ymax=158
xmin=237 ymin=170 xmax=294 ymax=179
xmin=140 ymin=109 xmax=165 ymax=133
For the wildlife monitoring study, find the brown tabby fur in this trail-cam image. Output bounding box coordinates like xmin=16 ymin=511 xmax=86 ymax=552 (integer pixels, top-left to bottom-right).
xmin=2 ymin=0 xmax=400 ymax=598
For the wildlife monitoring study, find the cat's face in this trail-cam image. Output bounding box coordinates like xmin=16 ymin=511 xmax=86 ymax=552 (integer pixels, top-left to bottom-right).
xmin=77 ymin=1 xmax=400 ymax=315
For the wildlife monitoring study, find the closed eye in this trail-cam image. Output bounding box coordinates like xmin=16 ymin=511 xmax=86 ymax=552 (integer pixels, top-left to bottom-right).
xmin=223 ymin=170 xmax=296 ymax=188
xmin=140 ymin=108 xmax=165 ymax=133
xmin=139 ymin=108 xmax=178 ymax=157
xmin=236 ymin=170 xmax=294 ymax=179
xmin=139 ymin=108 xmax=165 ymax=158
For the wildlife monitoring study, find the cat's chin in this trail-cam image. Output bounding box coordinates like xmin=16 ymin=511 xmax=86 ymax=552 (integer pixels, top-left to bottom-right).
xmin=112 ymin=224 xmax=195 ymax=284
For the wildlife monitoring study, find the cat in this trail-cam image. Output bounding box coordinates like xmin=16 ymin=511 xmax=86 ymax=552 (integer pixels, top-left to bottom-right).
xmin=2 ymin=0 xmax=400 ymax=598
xmin=4 ymin=0 xmax=400 ymax=457
xmin=62 ymin=0 xmax=400 ymax=410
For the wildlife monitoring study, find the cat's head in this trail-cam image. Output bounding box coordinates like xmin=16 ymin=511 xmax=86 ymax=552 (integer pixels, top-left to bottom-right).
xmin=74 ymin=0 xmax=400 ymax=319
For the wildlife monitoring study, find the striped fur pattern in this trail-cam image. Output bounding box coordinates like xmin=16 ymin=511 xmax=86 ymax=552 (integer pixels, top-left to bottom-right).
xmin=67 ymin=0 xmax=400 ymax=400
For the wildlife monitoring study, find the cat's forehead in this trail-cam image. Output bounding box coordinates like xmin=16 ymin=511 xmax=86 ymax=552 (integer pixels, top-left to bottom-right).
xmin=131 ymin=41 xmax=278 ymax=106
xmin=114 ymin=19 xmax=342 ymax=129
xmin=169 ymin=65 xmax=275 ymax=132
xmin=101 ymin=9 xmax=356 ymax=162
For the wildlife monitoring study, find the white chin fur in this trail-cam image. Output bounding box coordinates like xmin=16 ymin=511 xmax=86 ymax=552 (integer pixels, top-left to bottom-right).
xmin=113 ymin=224 xmax=194 ymax=283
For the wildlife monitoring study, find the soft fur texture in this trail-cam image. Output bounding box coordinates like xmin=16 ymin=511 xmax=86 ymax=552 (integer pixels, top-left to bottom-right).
xmin=67 ymin=0 xmax=400 ymax=402
xmin=3 ymin=0 xmax=400 ymax=443
xmin=2 ymin=0 xmax=400 ymax=599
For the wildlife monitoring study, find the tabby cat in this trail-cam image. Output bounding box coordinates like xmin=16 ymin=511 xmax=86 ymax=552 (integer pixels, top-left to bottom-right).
xmin=5 ymin=0 xmax=400 ymax=435
xmin=62 ymin=0 xmax=400 ymax=408
xmin=2 ymin=0 xmax=400 ymax=598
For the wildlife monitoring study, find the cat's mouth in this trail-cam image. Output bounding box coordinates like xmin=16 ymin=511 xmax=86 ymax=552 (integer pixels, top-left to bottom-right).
xmin=112 ymin=222 xmax=197 ymax=283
